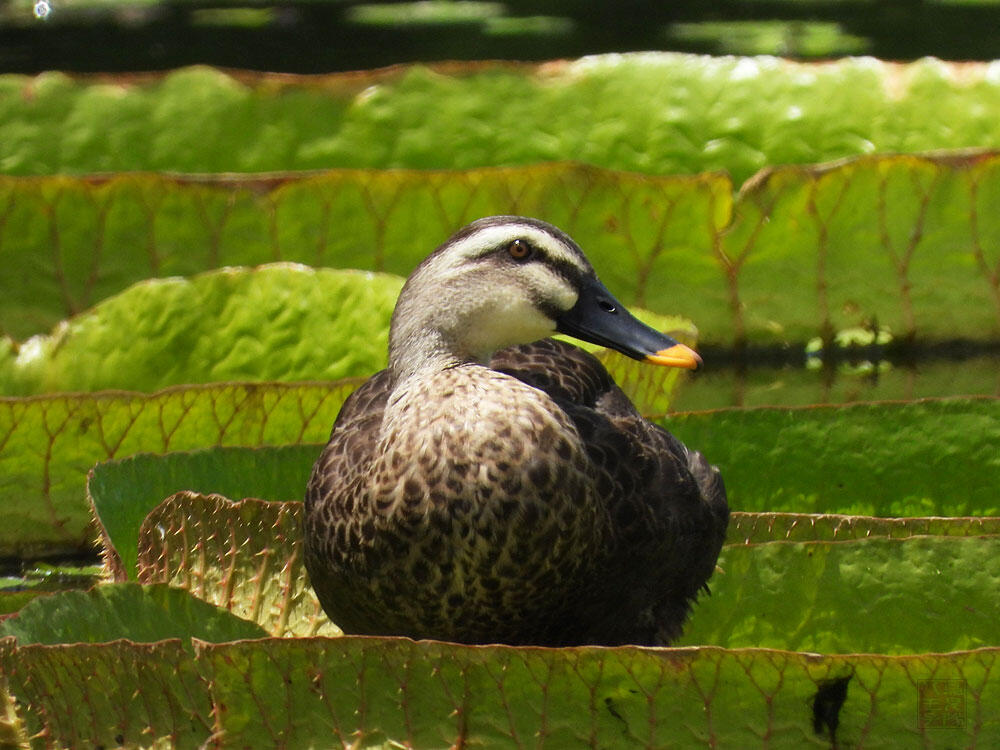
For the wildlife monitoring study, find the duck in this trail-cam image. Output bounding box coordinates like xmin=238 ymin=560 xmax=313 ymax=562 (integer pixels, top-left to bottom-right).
xmin=304 ymin=216 xmax=729 ymax=647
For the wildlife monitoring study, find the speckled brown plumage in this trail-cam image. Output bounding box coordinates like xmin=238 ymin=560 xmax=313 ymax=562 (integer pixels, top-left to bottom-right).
xmin=304 ymin=337 xmax=728 ymax=646
xmin=303 ymin=215 xmax=728 ymax=646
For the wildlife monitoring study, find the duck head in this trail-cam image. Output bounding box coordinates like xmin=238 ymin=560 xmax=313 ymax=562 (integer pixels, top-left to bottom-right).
xmin=388 ymin=216 xmax=701 ymax=380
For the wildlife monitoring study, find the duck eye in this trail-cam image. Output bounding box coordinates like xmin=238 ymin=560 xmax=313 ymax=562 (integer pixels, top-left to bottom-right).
xmin=507 ymin=239 xmax=533 ymax=261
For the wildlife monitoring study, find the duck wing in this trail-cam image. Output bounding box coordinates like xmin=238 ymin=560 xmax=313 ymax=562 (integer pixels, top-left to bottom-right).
xmin=304 ymin=369 xmax=394 ymax=635
xmin=490 ymin=338 xmax=729 ymax=645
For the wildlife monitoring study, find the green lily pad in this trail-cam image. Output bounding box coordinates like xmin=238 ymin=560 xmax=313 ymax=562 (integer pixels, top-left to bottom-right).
xmin=4 ymin=633 xmax=998 ymax=748
xmin=136 ymin=492 xmax=339 ymax=638
xmin=0 ymin=167 xmax=722 ymax=342
xmin=665 ymin=397 xmax=1000 ymax=516
xmin=196 ymin=638 xmax=1000 ymax=748
xmin=3 ymin=152 xmax=999 ymax=348
xmin=681 ymin=536 xmax=1000 ymax=654
xmin=0 ymin=582 xmax=267 ymax=645
xmin=0 ymin=637 xmax=212 ymax=747
xmin=727 ymin=511 xmax=1000 ymax=545
xmin=4 ymin=58 xmax=1000 ymax=181
xmin=0 ymin=265 xmax=404 ymax=395
xmin=0 ymin=382 xmax=355 ymax=557
xmin=89 ymin=445 xmax=322 ymax=581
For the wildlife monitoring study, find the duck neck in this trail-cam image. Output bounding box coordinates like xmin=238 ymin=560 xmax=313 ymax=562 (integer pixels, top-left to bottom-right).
xmin=388 ymin=281 xmax=489 ymax=383
xmin=388 ymin=326 xmax=477 ymax=384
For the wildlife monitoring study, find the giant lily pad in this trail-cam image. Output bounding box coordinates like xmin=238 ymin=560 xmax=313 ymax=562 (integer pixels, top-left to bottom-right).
xmin=89 ymin=445 xmax=322 ymax=581
xmin=0 ymin=582 xmax=267 ymax=646
xmin=2 ymin=153 xmax=998 ymax=348
xmin=664 ymin=397 xmax=1000 ymax=516
xmin=4 ymin=58 xmax=1000 ymax=181
xmin=3 ymin=631 xmax=998 ymax=747
xmin=0 ymin=265 xmax=403 ymax=395
xmin=127 ymin=491 xmax=1000 ymax=654
xmin=0 ymin=382 xmax=355 ymax=557
xmin=680 ymin=536 xmax=1000 ymax=654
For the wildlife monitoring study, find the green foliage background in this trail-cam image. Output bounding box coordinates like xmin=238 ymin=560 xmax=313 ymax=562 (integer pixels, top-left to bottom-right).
xmin=1 ymin=55 xmax=998 ymax=748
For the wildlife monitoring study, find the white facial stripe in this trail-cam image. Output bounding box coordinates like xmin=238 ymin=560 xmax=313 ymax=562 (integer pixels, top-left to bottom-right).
xmin=519 ymin=261 xmax=579 ymax=311
xmin=443 ymin=223 xmax=591 ymax=275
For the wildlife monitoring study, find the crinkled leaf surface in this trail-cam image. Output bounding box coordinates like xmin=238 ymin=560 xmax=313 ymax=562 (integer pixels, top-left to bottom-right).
xmin=198 ymin=639 xmax=1000 ymax=748
xmin=664 ymin=397 xmax=1000 ymax=516
xmin=723 ymin=153 xmax=1000 ymax=344
xmin=2 ymin=153 xmax=998 ymax=347
xmin=0 ymin=382 xmax=354 ymax=557
xmin=0 ymin=636 xmax=212 ymax=748
xmin=130 ymin=492 xmax=1000 ymax=654
xmin=1 ymin=254 xmax=694 ymax=405
xmin=0 ymin=582 xmax=266 ymax=645
xmin=0 ymin=167 xmax=722 ymax=342
xmin=728 ymin=511 xmax=1000 ymax=545
xmin=680 ymin=536 xmax=1000 ymax=654
xmin=1 ymin=265 xmax=403 ymax=395
xmin=8 ymin=636 xmax=995 ymax=748
xmin=4 ymin=58 xmax=1000 ymax=181
xmin=137 ymin=492 xmax=338 ymax=638
xmin=89 ymin=445 xmax=321 ymax=581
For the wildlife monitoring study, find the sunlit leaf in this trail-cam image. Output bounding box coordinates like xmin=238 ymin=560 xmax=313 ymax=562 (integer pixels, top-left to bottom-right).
xmin=0 ymin=582 xmax=266 ymax=645
xmin=1 ymin=265 xmax=403 ymax=395
xmin=137 ymin=492 xmax=338 ymax=637
xmin=2 ymin=153 xmax=998 ymax=348
xmin=681 ymin=536 xmax=1000 ymax=653
xmin=89 ymin=445 xmax=321 ymax=581
xmin=0 ymin=382 xmax=353 ymax=556
xmin=199 ymin=638 xmax=1000 ymax=747
xmin=665 ymin=397 xmax=1000 ymax=516
xmin=727 ymin=511 xmax=1000 ymax=545
xmin=0 ymin=167 xmax=724 ymax=341
xmin=0 ymin=636 xmax=211 ymax=747
xmin=5 ymin=633 xmax=997 ymax=748
xmin=722 ymin=152 xmax=1000 ymax=345
xmin=4 ymin=58 xmax=1000 ymax=182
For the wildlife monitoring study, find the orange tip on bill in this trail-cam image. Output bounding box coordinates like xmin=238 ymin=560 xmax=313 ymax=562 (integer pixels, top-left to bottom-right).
xmin=645 ymin=343 xmax=702 ymax=370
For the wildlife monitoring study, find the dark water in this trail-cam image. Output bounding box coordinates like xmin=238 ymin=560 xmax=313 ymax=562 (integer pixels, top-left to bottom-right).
xmin=9 ymin=2 xmax=1000 ymax=74
xmin=672 ymin=354 xmax=1000 ymax=412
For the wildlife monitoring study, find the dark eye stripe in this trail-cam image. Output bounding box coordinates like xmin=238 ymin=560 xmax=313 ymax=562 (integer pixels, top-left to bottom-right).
xmin=543 ymin=255 xmax=586 ymax=286
xmin=465 ymin=232 xmax=590 ymax=289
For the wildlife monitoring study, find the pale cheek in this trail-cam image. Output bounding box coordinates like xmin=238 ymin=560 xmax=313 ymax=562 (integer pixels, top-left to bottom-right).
xmin=551 ymin=286 xmax=578 ymax=314
xmin=464 ymin=299 xmax=556 ymax=357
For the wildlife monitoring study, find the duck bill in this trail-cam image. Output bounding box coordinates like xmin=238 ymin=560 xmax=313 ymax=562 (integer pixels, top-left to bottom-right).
xmin=555 ymin=278 xmax=702 ymax=370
